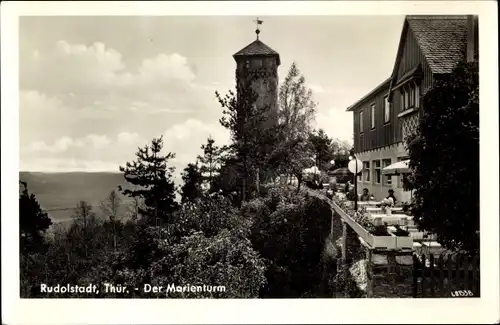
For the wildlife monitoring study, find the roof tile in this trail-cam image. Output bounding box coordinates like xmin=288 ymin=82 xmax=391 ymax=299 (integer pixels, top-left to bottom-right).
xmin=233 ymin=40 xmax=280 ymax=59
xmin=407 ymin=15 xmax=468 ymax=74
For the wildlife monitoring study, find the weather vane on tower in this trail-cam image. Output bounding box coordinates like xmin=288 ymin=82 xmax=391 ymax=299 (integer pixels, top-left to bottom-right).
xmin=254 ymin=17 xmax=263 ymax=40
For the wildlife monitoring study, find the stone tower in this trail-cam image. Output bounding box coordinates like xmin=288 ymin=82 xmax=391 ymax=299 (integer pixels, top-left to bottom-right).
xmin=233 ymin=23 xmax=280 ymax=126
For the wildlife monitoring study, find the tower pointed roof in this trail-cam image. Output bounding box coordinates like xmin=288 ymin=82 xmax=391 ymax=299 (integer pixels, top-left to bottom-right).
xmin=233 ymin=39 xmax=281 ymax=66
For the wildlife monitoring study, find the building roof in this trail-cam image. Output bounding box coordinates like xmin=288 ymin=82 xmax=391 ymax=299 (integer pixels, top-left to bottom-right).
xmin=346 ymin=78 xmax=391 ymax=112
xmin=233 ymin=39 xmax=281 ymax=65
xmin=406 ymin=15 xmax=468 ymax=74
xmin=346 ymin=15 xmax=473 ymax=112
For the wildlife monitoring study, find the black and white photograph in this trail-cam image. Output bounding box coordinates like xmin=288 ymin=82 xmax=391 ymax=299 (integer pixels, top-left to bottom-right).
xmin=2 ymin=1 xmax=499 ymax=324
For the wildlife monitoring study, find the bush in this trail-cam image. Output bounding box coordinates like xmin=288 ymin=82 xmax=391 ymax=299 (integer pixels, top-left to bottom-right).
xmin=247 ymin=187 xmax=332 ymax=297
xmin=405 ymin=60 xmax=479 ymax=253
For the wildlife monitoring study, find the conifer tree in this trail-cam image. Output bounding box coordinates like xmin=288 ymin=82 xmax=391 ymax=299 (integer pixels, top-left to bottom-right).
xmin=119 ymin=136 xmax=178 ymax=225
xmin=216 ymin=75 xmax=270 ymax=201
xmin=197 ymin=136 xmax=224 ymax=190
xmin=19 ymin=181 xmax=52 ymax=255
xmin=180 ymin=162 xmax=203 ymax=204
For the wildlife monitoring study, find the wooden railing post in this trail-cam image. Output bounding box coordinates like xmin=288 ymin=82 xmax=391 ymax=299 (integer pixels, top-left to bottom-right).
xmin=412 ymin=254 xmax=418 ymax=298
xmin=471 ymin=255 xmax=478 ymax=295
xmin=439 ymin=254 xmax=445 ymax=296
xmin=430 ymin=254 xmax=435 ymax=297
xmin=463 ymin=254 xmax=470 ymax=292
xmin=447 ymin=255 xmax=453 ymax=293
xmin=421 ymin=254 xmax=426 ymax=297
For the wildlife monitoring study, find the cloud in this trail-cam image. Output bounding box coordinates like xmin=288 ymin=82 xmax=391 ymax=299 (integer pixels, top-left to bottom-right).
xmin=22 ymin=41 xmax=205 ymax=102
xmin=163 ymin=118 xmax=231 ymax=171
xmin=19 ymin=157 xmax=123 ymax=173
xmin=20 ymin=118 xmax=231 ymax=185
xmin=19 ymin=40 xmax=226 ymax=169
xmin=20 ymin=40 xmax=219 ymax=123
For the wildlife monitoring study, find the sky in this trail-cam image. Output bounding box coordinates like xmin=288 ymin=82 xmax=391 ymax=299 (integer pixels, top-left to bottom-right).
xmin=19 ymin=15 xmax=405 ymax=178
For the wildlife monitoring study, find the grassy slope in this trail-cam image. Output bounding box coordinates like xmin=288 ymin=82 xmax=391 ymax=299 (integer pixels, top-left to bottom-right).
xmin=19 ymin=171 xmax=134 ymax=223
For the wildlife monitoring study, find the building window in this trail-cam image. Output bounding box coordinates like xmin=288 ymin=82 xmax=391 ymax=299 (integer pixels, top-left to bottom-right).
xmin=382 ymin=159 xmax=392 ymax=185
xmin=359 ymin=111 xmax=363 ymax=133
xmin=400 ymin=82 xmax=421 ymax=111
xmin=384 ymin=96 xmax=390 ymax=123
xmin=363 ymin=161 xmax=370 ymax=182
xmin=400 ymin=92 xmax=405 ymax=112
xmin=370 ymin=104 xmax=375 ymax=129
xmin=415 ymin=83 xmax=420 ymax=108
xmin=374 ymin=160 xmax=381 ymax=184
xmin=253 ymin=59 xmax=263 ymax=68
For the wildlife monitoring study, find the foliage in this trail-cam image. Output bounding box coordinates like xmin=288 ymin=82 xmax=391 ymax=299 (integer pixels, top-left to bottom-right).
xmin=100 ymin=190 xmax=122 ymax=222
xmin=119 ymin=136 xmax=178 ymax=224
xmin=174 ymin=193 xmax=249 ymax=238
xmin=180 ymin=162 xmax=204 ymax=204
xmin=19 ymin=181 xmax=52 ymax=255
xmin=309 ymin=129 xmax=335 ymax=170
xmin=21 ymin=192 xmax=267 ymax=298
xmin=404 ymin=60 xmax=479 ymax=253
xmin=331 ymin=195 xmax=396 ymax=236
xmin=244 ymin=187 xmax=332 ymax=297
xmin=197 ymin=136 xmax=226 ymax=190
xmin=278 ymin=62 xmax=316 ymax=139
xmin=269 ymin=134 xmax=314 ymax=192
xmin=330 ymin=140 xmax=354 ymax=170
xmin=216 ymin=73 xmax=272 ymax=201
xmin=150 ymin=229 xmax=267 ymax=298
xmin=268 ymin=63 xmax=317 ymax=191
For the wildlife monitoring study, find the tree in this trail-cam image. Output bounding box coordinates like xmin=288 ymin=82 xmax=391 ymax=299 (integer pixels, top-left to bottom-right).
xmin=180 ymin=162 xmax=203 ymax=204
xmin=329 ymin=139 xmax=353 ymax=170
xmin=245 ymin=187 xmax=332 ymax=297
xmin=100 ymin=190 xmax=122 ymax=249
xmin=67 ymin=201 xmax=103 ymax=259
xmin=216 ymin=75 xmax=270 ymax=201
xmin=268 ymin=62 xmax=317 ymax=190
xmin=100 ymin=190 xmax=122 ymax=222
xmin=19 ymin=181 xmax=52 ymax=255
xmin=269 ymin=133 xmax=314 ymax=192
xmin=278 ymin=62 xmax=316 ymax=141
xmin=197 ymin=136 xmax=224 ymax=190
xmin=211 ymin=155 xmax=248 ymax=206
xmin=119 ymin=136 xmax=178 ymax=225
xmin=309 ymin=129 xmax=335 ymax=170
xmin=405 ymin=60 xmax=479 ymax=254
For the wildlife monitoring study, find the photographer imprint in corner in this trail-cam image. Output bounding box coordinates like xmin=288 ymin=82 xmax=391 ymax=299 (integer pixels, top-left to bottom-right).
xmin=451 ymin=290 xmax=474 ymax=297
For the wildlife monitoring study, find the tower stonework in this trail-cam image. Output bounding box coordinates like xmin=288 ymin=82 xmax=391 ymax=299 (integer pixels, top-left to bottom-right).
xmin=233 ymin=37 xmax=280 ymax=126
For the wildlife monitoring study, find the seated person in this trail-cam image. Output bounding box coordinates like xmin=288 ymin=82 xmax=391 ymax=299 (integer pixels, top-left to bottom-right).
xmin=360 ymin=188 xmax=371 ymax=201
xmin=344 ymin=181 xmax=351 ymax=193
xmin=387 ymin=189 xmax=397 ymax=205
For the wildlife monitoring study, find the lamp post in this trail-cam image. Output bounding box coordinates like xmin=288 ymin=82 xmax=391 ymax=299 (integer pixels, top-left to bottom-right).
xmin=348 ymin=155 xmax=362 ymax=211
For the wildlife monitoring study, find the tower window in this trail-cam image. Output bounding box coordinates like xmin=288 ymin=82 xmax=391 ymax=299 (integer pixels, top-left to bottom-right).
xmin=253 ymin=59 xmax=263 ymax=68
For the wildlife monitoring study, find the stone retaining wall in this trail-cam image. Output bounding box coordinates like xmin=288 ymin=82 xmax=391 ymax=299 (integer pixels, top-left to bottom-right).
xmin=365 ymin=250 xmax=414 ymax=298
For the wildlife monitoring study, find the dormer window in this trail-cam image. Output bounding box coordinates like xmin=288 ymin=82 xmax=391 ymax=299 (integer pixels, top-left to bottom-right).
xmin=399 ymin=81 xmax=420 ymax=112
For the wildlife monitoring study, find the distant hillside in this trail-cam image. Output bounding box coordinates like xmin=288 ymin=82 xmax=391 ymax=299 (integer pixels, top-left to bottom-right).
xmin=19 ymin=171 xmax=134 ymax=223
